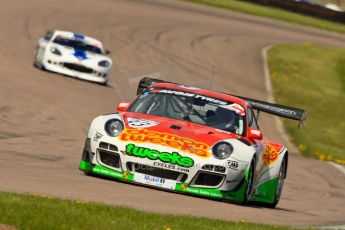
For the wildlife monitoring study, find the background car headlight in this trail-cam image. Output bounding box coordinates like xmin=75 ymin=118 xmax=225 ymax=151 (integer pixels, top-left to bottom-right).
xmin=212 ymin=142 xmax=233 ymax=159
xmin=98 ymin=60 xmax=110 ymax=67
xmin=105 ymin=119 xmax=124 ymax=137
xmin=50 ymin=47 xmax=61 ymax=56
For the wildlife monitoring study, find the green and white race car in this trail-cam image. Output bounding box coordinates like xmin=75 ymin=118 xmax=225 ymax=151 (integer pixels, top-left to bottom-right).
xmin=80 ymin=78 xmax=306 ymax=207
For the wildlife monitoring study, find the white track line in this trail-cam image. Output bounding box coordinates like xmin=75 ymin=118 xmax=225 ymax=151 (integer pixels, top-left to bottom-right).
xmin=261 ymin=45 xmax=345 ymax=177
xmin=319 ymin=225 xmax=345 ymax=230
xmin=328 ymin=162 xmax=345 ymax=175
xmin=262 ymin=45 xmax=275 ymax=103
xmin=261 ymin=45 xmax=294 ymax=149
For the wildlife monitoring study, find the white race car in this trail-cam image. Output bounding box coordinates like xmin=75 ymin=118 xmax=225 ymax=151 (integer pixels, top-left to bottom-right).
xmin=34 ymin=30 xmax=112 ymax=85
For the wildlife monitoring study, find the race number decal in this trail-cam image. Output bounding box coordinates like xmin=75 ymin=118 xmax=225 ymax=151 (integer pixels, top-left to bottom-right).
xmin=127 ymin=117 xmax=160 ymax=128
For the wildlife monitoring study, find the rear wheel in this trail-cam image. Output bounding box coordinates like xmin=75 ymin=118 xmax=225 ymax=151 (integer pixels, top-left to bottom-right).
xmin=243 ymin=158 xmax=255 ymax=205
xmin=100 ymin=81 xmax=108 ymax=86
xmin=268 ymin=157 xmax=287 ymax=208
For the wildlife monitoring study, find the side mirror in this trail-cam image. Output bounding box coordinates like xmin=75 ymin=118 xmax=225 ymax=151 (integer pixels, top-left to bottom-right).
xmin=105 ymin=49 xmax=111 ymax=55
xmin=117 ymin=102 xmax=130 ymax=112
xmin=248 ymin=128 xmax=263 ymax=140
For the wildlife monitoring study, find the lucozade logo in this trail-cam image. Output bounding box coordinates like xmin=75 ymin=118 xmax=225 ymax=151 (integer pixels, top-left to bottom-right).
xmin=119 ymin=128 xmax=210 ymax=158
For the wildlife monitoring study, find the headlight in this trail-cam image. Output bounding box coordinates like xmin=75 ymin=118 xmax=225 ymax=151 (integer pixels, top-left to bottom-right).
xmin=105 ymin=119 xmax=124 ymax=137
xmin=212 ymin=142 xmax=233 ymax=159
xmin=98 ymin=60 xmax=110 ymax=67
xmin=50 ymin=47 xmax=61 ymax=56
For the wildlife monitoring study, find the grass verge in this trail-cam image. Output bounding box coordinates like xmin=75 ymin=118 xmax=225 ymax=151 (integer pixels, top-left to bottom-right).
xmin=185 ymin=0 xmax=345 ymax=34
xmin=0 ymin=192 xmax=298 ymax=230
xmin=268 ymin=44 xmax=345 ymax=165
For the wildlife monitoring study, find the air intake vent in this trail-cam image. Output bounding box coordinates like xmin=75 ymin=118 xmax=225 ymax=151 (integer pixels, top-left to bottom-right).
xmin=192 ymin=172 xmax=224 ymax=187
xmin=99 ymin=142 xmax=118 ymax=152
xmin=98 ymin=150 xmax=121 ymax=168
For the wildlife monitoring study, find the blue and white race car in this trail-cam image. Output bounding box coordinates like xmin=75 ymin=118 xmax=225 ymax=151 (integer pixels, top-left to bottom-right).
xmin=34 ymin=30 xmax=112 ymax=85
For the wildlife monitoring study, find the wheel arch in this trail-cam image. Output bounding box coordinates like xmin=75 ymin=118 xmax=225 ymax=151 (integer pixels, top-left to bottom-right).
xmin=283 ymin=150 xmax=288 ymax=179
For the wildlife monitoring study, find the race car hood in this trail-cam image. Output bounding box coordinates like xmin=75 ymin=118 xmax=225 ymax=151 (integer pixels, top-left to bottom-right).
xmin=49 ymin=43 xmax=112 ymax=64
xmin=119 ymin=112 xmax=240 ymax=158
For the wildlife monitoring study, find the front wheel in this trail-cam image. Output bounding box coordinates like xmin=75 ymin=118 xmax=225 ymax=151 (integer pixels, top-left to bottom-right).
xmin=267 ymin=156 xmax=287 ymax=208
xmin=33 ymin=49 xmax=45 ymax=70
xmin=242 ymin=158 xmax=255 ymax=205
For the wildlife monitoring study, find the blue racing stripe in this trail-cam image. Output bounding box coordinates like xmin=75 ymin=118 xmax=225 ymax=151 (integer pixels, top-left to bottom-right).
xmin=73 ymin=33 xmax=87 ymax=60
xmin=73 ymin=49 xmax=87 ymax=61
xmin=73 ymin=33 xmax=85 ymax=40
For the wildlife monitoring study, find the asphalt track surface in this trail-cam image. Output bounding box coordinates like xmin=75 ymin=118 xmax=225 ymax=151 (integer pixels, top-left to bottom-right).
xmin=0 ymin=0 xmax=345 ymax=227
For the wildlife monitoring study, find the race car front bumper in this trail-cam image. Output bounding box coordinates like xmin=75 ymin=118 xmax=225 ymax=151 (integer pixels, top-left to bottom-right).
xmin=79 ymin=138 xmax=250 ymax=203
xmin=43 ymin=59 xmax=109 ymax=84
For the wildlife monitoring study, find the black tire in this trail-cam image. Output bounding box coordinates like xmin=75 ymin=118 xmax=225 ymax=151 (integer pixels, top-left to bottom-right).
xmin=267 ymin=156 xmax=287 ymax=208
xmin=100 ymin=81 xmax=108 ymax=86
xmin=33 ymin=50 xmax=45 ymax=70
xmin=243 ymin=158 xmax=255 ymax=205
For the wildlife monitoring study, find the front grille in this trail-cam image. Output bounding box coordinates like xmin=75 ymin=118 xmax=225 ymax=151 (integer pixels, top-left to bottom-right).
xmin=63 ymin=63 xmax=93 ymax=73
xmin=127 ymin=162 xmax=187 ymax=183
xmin=192 ymin=171 xmax=224 ymax=187
xmin=202 ymin=164 xmax=226 ymax=173
xmin=202 ymin=164 xmax=214 ymax=171
xmin=98 ymin=150 xmax=121 ymax=168
xmin=99 ymin=142 xmax=109 ymax=149
xmin=214 ymin=166 xmax=226 ymax=173
xmin=99 ymin=142 xmax=118 ymax=152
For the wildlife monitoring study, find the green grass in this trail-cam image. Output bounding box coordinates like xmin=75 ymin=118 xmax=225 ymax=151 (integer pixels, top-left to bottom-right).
xmin=185 ymin=0 xmax=345 ymax=34
xmin=0 ymin=192 xmax=300 ymax=230
xmin=268 ymin=44 xmax=345 ymax=165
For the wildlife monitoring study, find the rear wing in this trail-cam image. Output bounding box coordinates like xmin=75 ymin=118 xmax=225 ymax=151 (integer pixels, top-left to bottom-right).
xmin=137 ymin=77 xmax=307 ymax=127
xmin=230 ymin=95 xmax=307 ymax=128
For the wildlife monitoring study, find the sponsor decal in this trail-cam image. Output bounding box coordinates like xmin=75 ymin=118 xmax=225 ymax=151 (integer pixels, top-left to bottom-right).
xmin=144 ymin=174 xmax=165 ymax=183
xmin=227 ymin=160 xmax=239 ymax=170
xmin=253 ymin=144 xmax=282 ymax=189
xmin=184 ymin=187 xmax=223 ymax=198
xmin=181 ymin=183 xmax=188 ymax=191
xmin=125 ymin=144 xmax=194 ymax=168
xmin=120 ymin=128 xmax=210 ymax=158
xmin=153 ymin=162 xmax=190 ymax=173
xmin=251 ymin=102 xmax=297 ymax=116
xmin=123 ymin=171 xmax=129 ymax=179
xmin=134 ymin=172 xmax=176 ymax=190
xmin=262 ymin=144 xmax=279 ymax=166
xmin=93 ymin=167 xmax=123 ymax=178
xmin=157 ymin=89 xmax=228 ymax=106
xmin=93 ymin=132 xmax=103 ymax=142
xmin=127 ymin=117 xmax=159 ymax=128
xmin=154 ymin=162 xmax=175 ymax=170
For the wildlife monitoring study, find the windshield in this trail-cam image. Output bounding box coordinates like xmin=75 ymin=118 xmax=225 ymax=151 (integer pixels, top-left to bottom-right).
xmin=127 ymin=88 xmax=246 ymax=135
xmin=53 ymin=36 xmax=102 ymax=54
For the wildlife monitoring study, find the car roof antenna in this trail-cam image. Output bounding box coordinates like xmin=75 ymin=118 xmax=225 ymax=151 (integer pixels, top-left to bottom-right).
xmin=210 ymin=65 xmax=215 ymax=90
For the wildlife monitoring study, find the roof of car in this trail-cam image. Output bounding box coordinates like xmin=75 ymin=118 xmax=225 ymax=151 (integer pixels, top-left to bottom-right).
xmin=151 ymin=83 xmax=248 ymax=108
xmin=53 ymin=30 xmax=103 ymax=48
